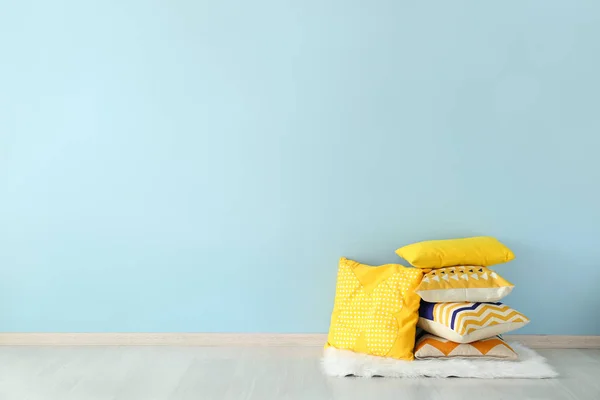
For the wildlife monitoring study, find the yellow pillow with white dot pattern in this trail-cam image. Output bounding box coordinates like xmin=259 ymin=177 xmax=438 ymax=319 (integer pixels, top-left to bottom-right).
xmin=326 ymin=257 xmax=424 ymax=360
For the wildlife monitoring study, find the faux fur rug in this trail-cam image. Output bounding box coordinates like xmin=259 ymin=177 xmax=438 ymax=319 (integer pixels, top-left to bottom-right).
xmin=322 ymin=342 xmax=558 ymax=378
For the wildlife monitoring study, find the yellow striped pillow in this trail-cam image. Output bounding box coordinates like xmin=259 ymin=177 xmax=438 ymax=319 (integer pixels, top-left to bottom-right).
xmin=415 ymin=266 xmax=514 ymax=303
xmin=418 ymin=301 xmax=529 ymax=343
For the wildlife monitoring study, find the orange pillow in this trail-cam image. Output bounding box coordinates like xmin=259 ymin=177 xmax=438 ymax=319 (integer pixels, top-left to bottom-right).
xmin=415 ymin=333 xmax=517 ymax=360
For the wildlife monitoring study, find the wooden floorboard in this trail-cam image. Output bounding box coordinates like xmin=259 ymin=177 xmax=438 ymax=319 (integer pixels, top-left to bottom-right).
xmin=1 ymin=333 xmax=599 ymax=348
xmin=0 ymin=346 xmax=599 ymax=399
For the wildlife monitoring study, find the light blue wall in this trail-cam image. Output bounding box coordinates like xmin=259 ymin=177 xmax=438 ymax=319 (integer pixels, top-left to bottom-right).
xmin=1 ymin=1 xmax=599 ymax=334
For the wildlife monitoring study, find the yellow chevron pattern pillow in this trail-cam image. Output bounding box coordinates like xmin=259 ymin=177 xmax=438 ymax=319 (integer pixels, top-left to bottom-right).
xmin=396 ymin=236 xmax=515 ymax=269
xmin=418 ymin=301 xmax=529 ymax=343
xmin=326 ymin=257 xmax=423 ymax=360
xmin=415 ymin=266 xmax=514 ymax=302
xmin=414 ymin=333 xmax=517 ymax=360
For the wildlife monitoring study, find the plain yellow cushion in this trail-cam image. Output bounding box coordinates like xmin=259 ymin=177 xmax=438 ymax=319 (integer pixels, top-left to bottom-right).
xmin=396 ymin=236 xmax=514 ymax=269
xmin=326 ymin=257 xmax=423 ymax=360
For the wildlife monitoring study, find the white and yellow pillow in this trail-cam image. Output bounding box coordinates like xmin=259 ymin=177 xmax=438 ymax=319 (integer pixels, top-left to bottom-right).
xmin=326 ymin=257 xmax=423 ymax=360
xmin=396 ymin=236 xmax=515 ymax=269
xmin=418 ymin=301 xmax=529 ymax=343
xmin=414 ymin=333 xmax=518 ymax=360
xmin=415 ymin=266 xmax=514 ymax=303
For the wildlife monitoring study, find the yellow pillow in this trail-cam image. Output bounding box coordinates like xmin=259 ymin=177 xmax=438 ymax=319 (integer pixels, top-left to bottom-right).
xmin=415 ymin=266 xmax=514 ymax=303
xmin=326 ymin=257 xmax=423 ymax=360
xmin=396 ymin=236 xmax=515 ymax=269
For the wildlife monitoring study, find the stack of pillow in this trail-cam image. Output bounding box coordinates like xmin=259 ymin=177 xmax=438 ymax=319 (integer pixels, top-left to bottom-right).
xmin=325 ymin=236 xmax=529 ymax=362
xmin=396 ymin=236 xmax=529 ymax=360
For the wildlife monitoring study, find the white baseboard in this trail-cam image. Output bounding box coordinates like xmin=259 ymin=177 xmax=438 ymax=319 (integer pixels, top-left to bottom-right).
xmin=503 ymin=334 xmax=600 ymax=349
xmin=0 ymin=333 xmax=321 ymax=346
xmin=0 ymin=333 xmax=598 ymax=348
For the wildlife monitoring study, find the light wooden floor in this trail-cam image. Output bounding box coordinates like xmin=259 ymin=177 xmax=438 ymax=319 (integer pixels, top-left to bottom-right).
xmin=0 ymin=346 xmax=599 ymax=400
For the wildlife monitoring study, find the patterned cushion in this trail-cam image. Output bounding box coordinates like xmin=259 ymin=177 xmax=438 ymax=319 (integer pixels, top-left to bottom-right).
xmin=415 ymin=333 xmax=518 ymax=360
xmin=396 ymin=236 xmax=515 ymax=269
xmin=418 ymin=301 xmax=529 ymax=343
xmin=326 ymin=258 xmax=423 ymax=360
xmin=415 ymin=266 xmax=514 ymax=303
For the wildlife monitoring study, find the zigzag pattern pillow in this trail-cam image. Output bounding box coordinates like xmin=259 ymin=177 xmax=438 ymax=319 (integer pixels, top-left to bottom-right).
xmin=418 ymin=301 xmax=529 ymax=343
xmin=415 ymin=333 xmax=518 ymax=360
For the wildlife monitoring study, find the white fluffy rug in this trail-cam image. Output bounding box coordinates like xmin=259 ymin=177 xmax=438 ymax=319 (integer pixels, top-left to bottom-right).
xmin=322 ymin=342 xmax=558 ymax=378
